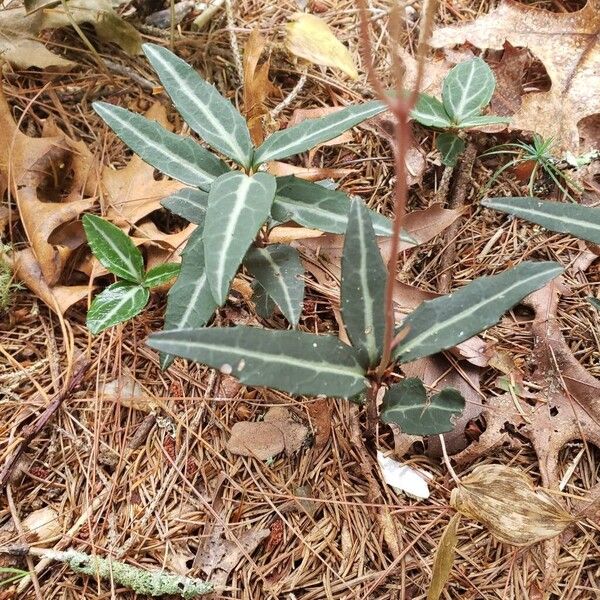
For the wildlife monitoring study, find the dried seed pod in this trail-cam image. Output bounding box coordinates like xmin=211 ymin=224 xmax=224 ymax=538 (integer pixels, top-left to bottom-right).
xmin=450 ymin=464 xmax=574 ymax=546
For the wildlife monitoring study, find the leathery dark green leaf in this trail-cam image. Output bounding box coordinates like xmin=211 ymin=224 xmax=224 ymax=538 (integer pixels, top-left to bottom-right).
xmin=147 ymin=326 xmax=368 ymax=398
xmin=143 ymin=43 xmax=253 ymax=167
xmin=159 ymin=228 xmax=217 ymax=370
xmin=161 ymin=188 xmax=209 ymax=225
xmin=87 ymin=281 xmax=149 ymax=335
xmin=482 ymin=197 xmax=600 ymax=245
xmin=244 ymin=245 xmax=304 ymax=326
xmin=394 ymin=261 xmax=564 ymax=364
xmin=93 ymin=102 xmax=228 ymax=189
xmin=380 ymin=378 xmax=465 ymax=435
xmin=341 ymin=199 xmax=387 ymax=367
xmin=82 ymin=214 xmax=144 ymax=283
xmin=272 ymin=176 xmax=415 ymax=241
xmin=203 ymin=171 xmax=276 ymax=305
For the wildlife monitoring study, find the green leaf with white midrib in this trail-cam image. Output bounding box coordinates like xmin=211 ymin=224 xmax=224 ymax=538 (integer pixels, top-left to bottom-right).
xmin=93 ymin=102 xmax=228 ymax=190
xmin=143 ymin=43 xmax=253 ymax=168
xmin=147 ymin=326 xmax=368 ymax=398
xmin=160 ymin=228 xmax=218 ymax=370
xmin=411 ymin=94 xmax=452 ymax=128
xmin=436 ymin=132 xmax=465 ymax=167
xmin=252 ymin=281 xmax=276 ymax=319
xmin=482 ymin=197 xmax=600 ymax=245
xmin=394 ymin=261 xmax=564 ymax=363
xmin=82 ymin=214 xmax=144 ymax=283
xmin=380 ymin=378 xmax=465 ymax=435
xmin=457 ymin=115 xmax=510 ymax=129
xmin=204 ymin=172 xmax=276 ymax=305
xmin=272 ymin=176 xmax=414 ymax=241
xmin=87 ymin=281 xmax=149 ymax=334
xmin=144 ymin=263 xmax=180 ymax=288
xmin=442 ymin=57 xmax=495 ymax=123
xmin=244 ymin=245 xmax=304 ymax=326
xmin=253 ymin=101 xmax=386 ymax=165
xmin=161 ymin=188 xmax=209 ymax=225
xmin=341 ymin=199 xmax=386 ymax=367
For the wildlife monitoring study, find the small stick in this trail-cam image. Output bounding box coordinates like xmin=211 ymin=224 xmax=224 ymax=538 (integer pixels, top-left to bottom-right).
xmin=0 ymin=358 xmax=89 ymax=490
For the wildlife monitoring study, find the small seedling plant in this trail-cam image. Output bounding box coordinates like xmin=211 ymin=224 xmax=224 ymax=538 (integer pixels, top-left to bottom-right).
xmin=85 ymin=44 xmax=565 ymax=438
xmin=87 ymin=42 xmax=413 ymax=367
xmin=82 ymin=214 xmax=180 ymax=334
xmin=411 ymin=57 xmax=508 ymax=166
xmin=482 ymin=134 xmax=581 ymax=199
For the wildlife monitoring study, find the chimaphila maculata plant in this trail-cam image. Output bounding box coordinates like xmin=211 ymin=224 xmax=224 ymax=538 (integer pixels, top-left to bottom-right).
xmin=87 ymin=38 xmax=564 ymax=438
xmin=87 ymin=42 xmax=414 ymax=368
xmin=411 ymin=57 xmax=508 ymax=166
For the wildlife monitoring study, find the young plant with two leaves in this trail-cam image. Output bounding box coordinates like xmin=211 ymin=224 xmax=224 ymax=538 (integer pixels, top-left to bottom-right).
xmin=86 ymin=42 xmax=411 ymax=367
xmin=411 ymin=57 xmax=508 ymax=166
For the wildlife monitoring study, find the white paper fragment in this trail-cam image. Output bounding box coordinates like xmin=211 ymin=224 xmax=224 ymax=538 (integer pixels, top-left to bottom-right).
xmin=377 ymin=451 xmax=430 ymax=500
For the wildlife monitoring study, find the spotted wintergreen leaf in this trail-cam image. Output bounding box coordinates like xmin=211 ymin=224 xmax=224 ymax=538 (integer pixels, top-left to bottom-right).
xmin=394 ymin=261 xmax=564 ymax=364
xmin=380 ymin=378 xmax=465 ymax=436
xmin=87 ymin=281 xmax=149 ymax=335
xmin=442 ymin=57 xmax=495 ymax=123
xmin=252 ymin=281 xmax=276 ymax=319
xmin=143 ymin=43 xmax=253 ymax=168
xmin=482 ymin=197 xmax=600 ymax=245
xmin=456 ymin=115 xmax=510 ymax=129
xmin=82 ymin=214 xmax=144 ymax=283
xmin=253 ymin=101 xmax=386 ymax=165
xmin=159 ymin=229 xmax=217 ymax=370
xmin=411 ymin=94 xmax=452 ymax=128
xmin=436 ymin=132 xmax=465 ymax=167
xmin=272 ymin=176 xmax=414 ymax=241
xmin=147 ymin=326 xmax=368 ymax=398
xmin=144 ymin=263 xmax=181 ymax=288
xmin=161 ymin=188 xmax=209 ymax=225
xmin=244 ymin=245 xmax=304 ymax=326
xmin=92 ymin=102 xmax=228 ymax=189
xmin=204 ymin=172 xmax=276 ymax=305
xmin=341 ymin=199 xmax=386 ymax=368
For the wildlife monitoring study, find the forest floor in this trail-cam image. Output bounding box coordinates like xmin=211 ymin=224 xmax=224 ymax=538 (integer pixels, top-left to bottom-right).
xmin=1 ymin=0 xmax=599 ymax=598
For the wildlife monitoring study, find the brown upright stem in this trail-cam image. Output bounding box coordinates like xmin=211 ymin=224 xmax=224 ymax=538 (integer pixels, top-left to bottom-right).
xmin=357 ymin=0 xmax=439 ymax=439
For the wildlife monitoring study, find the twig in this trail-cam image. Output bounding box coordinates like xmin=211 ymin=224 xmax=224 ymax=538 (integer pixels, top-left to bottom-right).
xmin=270 ymin=67 xmax=308 ymax=119
xmin=3 ymin=545 xmax=214 ymax=597
xmin=438 ymin=434 xmax=461 ymax=486
xmin=0 ymin=358 xmax=89 ymax=490
xmin=224 ymin=0 xmax=244 ymax=86
xmin=438 ymin=141 xmax=477 ymax=294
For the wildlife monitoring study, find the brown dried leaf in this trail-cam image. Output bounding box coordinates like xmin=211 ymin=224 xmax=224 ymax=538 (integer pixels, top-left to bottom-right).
xmin=243 ymin=30 xmax=279 ymax=145
xmin=427 ymin=513 xmax=461 ymax=600
xmin=491 ymin=42 xmax=529 ymax=117
xmin=12 ymin=249 xmax=89 ymax=315
xmin=306 ymin=398 xmax=332 ymax=452
xmin=431 ymin=0 xmax=600 ymax=153
xmin=285 ymin=13 xmax=358 ymax=79
xmin=451 ymin=464 xmax=574 ymax=546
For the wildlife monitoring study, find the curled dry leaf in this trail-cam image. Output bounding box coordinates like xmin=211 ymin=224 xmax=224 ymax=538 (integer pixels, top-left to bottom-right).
xmin=243 ymin=30 xmax=280 ymax=145
xmin=266 ymin=161 xmax=355 ymax=181
xmin=431 ymin=0 xmax=600 ymax=153
xmin=285 ymin=12 xmax=358 ymax=79
xmin=427 ymin=513 xmax=461 ymax=600
xmin=451 ymin=464 xmax=574 ymax=546
xmin=227 ymin=407 xmax=308 ymax=460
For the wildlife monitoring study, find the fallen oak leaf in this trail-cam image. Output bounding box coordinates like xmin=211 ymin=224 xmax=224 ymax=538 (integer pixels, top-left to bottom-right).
xmin=451 ymin=464 xmax=574 ymax=546
xmin=430 ymin=0 xmax=600 ymax=154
